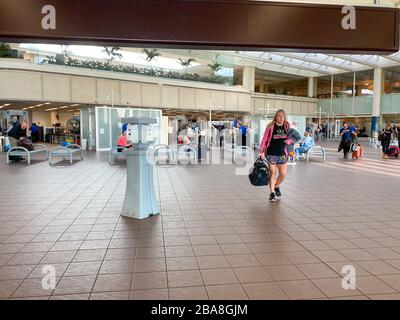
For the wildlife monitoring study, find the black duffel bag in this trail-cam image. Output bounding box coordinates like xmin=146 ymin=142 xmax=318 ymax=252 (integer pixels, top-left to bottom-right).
xmin=249 ymin=158 xmax=270 ymax=186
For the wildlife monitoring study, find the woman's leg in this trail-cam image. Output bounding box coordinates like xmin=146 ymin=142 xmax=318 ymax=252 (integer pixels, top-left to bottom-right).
xmin=269 ymin=164 xmax=277 ymax=194
xmin=275 ymin=164 xmax=288 ymax=189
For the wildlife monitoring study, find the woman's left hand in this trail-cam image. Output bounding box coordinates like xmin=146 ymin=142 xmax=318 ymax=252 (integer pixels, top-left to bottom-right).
xmin=284 ymin=139 xmax=293 ymax=145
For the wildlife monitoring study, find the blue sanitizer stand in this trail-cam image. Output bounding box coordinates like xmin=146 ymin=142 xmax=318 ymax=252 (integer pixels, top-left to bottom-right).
xmin=120 ymin=117 xmax=160 ymax=219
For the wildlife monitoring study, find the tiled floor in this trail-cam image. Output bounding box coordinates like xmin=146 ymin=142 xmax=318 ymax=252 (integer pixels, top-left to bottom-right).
xmin=1 ymin=141 xmax=400 ymax=300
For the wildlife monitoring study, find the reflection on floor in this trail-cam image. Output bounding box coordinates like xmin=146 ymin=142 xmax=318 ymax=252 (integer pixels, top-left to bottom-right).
xmin=1 ymin=141 xmax=400 ymax=300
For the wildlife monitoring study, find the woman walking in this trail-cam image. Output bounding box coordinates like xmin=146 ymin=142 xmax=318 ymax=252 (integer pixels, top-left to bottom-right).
xmin=258 ymin=110 xmax=298 ymax=202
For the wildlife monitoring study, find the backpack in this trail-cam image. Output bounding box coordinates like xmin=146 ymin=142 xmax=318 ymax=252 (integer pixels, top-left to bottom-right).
xmin=18 ymin=137 xmax=34 ymax=151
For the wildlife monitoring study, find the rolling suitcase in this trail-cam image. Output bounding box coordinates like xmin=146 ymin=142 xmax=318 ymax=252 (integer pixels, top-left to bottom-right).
xmin=388 ymin=145 xmax=399 ymax=159
xmin=352 ymin=145 xmax=363 ymax=159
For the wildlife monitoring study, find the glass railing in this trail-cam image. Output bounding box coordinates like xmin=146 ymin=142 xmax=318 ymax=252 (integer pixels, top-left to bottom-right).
xmin=381 ymin=94 xmax=400 ymax=114
xmin=318 ymin=95 xmax=373 ymax=116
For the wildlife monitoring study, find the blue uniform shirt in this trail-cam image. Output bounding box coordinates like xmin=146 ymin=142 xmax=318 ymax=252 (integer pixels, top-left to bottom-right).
xmin=340 ymin=127 xmax=355 ymax=141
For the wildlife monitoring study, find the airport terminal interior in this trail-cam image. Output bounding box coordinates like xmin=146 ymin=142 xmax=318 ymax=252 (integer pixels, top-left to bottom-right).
xmin=2 ymin=0 xmax=400 ymax=302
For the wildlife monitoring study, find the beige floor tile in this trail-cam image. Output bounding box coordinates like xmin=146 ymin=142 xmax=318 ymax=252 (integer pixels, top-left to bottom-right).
xmin=243 ymin=282 xmax=287 ymax=300
xmin=131 ymin=272 xmax=167 ymax=290
xmin=278 ymin=280 xmax=326 ymax=300
xmin=255 ymin=253 xmax=292 ymax=266
xmin=234 ymin=267 xmax=274 ymax=283
xmin=266 ymin=265 xmax=307 ymax=281
xmin=53 ymin=275 xmax=97 ymax=295
xmin=0 ymin=279 xmax=23 ymax=299
xmin=134 ymin=258 xmax=166 ymax=273
xmin=129 ymin=289 xmax=169 ymax=300
xmin=92 ymin=274 xmax=132 ymax=292
xmin=226 ymin=254 xmax=261 ymax=268
xmin=168 ymin=270 xmax=204 ymax=288
xmin=196 ymin=256 xmax=230 ymax=269
xmin=201 ymin=268 xmax=239 ymax=286
xmin=312 ymin=277 xmax=364 ymax=298
xmin=207 ymin=284 xmax=248 ymax=300
xmin=297 ymin=263 xmax=339 ymax=279
xmin=356 ymin=276 xmax=397 ymax=295
xmin=169 ymin=286 xmax=209 ymax=300
xmin=90 ymin=291 xmax=130 ymax=300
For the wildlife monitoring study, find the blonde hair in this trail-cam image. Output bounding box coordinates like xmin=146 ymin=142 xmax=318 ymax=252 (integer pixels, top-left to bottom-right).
xmin=268 ymin=109 xmax=288 ymax=128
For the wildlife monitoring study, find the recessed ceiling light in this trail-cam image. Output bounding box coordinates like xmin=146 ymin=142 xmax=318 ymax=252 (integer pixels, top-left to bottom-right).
xmin=59 ymin=106 xmax=69 ymax=109
xmin=22 ymin=108 xmax=28 ymax=111
xmin=71 ymin=104 xmax=79 ymax=107
xmin=0 ymin=106 xmax=4 ymax=109
xmin=28 ymin=106 xmax=35 ymax=109
xmin=46 ymin=108 xmax=58 ymax=111
xmin=3 ymin=103 xmax=10 ymax=107
xmin=44 ymin=102 xmax=51 ymax=105
xmin=36 ymin=104 xmax=44 ymax=107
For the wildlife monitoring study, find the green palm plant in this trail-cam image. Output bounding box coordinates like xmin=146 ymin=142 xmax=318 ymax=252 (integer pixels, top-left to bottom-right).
xmin=0 ymin=43 xmax=13 ymax=58
xmin=103 ymin=47 xmax=123 ymax=62
xmin=208 ymin=61 xmax=223 ymax=75
xmin=143 ymin=49 xmax=161 ymax=67
xmin=178 ymin=58 xmax=196 ymax=72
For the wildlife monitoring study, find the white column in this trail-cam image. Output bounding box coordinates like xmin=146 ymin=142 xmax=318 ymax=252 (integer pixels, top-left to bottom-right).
xmin=372 ymin=67 xmax=383 ymax=136
xmin=372 ymin=68 xmax=383 ymax=117
xmin=307 ymin=77 xmax=315 ymax=98
xmin=242 ymin=66 xmax=255 ymax=92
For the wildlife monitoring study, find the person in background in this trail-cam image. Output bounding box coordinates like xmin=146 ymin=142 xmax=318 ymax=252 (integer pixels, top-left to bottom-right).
xmin=117 ymin=129 xmax=132 ymax=152
xmin=186 ymin=124 xmax=194 ymax=143
xmin=239 ymin=122 xmax=248 ymax=146
xmin=338 ymin=122 xmax=356 ymax=159
xmin=380 ymin=123 xmax=393 ymax=159
xmin=30 ymin=123 xmax=39 ymax=143
xmin=122 ymin=123 xmax=128 ymax=134
xmin=396 ymin=124 xmax=400 ymax=150
xmin=7 ymin=120 xmax=28 ymax=147
xmin=295 ymin=131 xmax=315 ymax=160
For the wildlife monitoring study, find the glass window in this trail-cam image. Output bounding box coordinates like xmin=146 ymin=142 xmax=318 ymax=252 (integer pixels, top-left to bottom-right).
xmin=316 ymin=76 xmax=332 ymax=99
xmin=253 ymin=68 xmax=308 ymax=97
xmin=332 ymin=72 xmax=354 ymax=98
xmin=355 ymin=70 xmax=374 ymax=96
xmin=383 ymin=66 xmax=400 ymax=94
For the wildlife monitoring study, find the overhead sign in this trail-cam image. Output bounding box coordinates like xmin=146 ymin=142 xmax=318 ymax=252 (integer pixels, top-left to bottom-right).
xmin=0 ymin=0 xmax=398 ymax=54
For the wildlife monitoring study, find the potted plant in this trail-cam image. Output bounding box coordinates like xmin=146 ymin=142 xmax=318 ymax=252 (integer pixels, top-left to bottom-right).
xmin=143 ymin=48 xmax=161 ymax=69
xmin=0 ymin=43 xmax=13 ymax=58
xmin=208 ymin=61 xmax=223 ymax=76
xmin=178 ymin=58 xmax=196 ymax=73
xmin=102 ymin=47 xmax=123 ymax=63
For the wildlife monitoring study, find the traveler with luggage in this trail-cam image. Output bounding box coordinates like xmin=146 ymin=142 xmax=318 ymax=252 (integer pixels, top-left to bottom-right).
xmin=380 ymin=123 xmax=394 ymax=159
xmin=258 ymin=109 xmax=299 ymax=202
xmin=338 ymin=122 xmax=356 ymax=159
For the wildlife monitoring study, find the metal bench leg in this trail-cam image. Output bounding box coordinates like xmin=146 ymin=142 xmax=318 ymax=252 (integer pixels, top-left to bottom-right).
xmin=28 ymin=154 xmax=31 ymax=165
xmin=6 ymin=153 xmax=9 ymax=164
